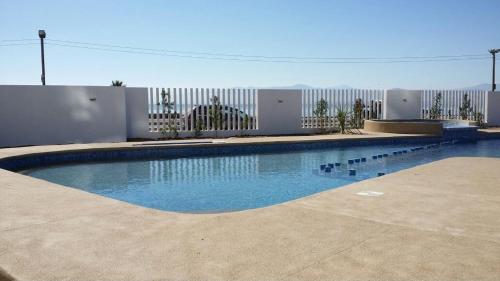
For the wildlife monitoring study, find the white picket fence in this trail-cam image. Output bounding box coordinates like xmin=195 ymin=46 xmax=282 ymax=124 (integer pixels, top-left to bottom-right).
xmin=148 ymin=87 xmax=491 ymax=134
xmin=301 ymin=89 xmax=385 ymax=128
xmin=421 ymin=89 xmax=487 ymax=121
xmin=148 ymin=88 xmax=258 ymax=133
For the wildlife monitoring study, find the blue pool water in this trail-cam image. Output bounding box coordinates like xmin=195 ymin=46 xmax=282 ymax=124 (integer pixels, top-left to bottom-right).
xmin=22 ymin=139 xmax=500 ymax=213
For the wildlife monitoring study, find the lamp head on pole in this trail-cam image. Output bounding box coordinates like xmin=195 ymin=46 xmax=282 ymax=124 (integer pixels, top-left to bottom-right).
xmin=38 ymin=30 xmax=46 ymax=39
xmin=489 ymin=49 xmax=500 ymax=55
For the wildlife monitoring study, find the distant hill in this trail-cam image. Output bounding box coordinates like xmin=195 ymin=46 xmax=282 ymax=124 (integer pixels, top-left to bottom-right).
xmin=239 ymin=84 xmax=353 ymax=89
xmin=237 ymin=83 xmax=491 ymax=90
xmin=461 ymin=83 xmax=491 ymax=90
xmin=268 ymin=84 xmax=314 ymax=89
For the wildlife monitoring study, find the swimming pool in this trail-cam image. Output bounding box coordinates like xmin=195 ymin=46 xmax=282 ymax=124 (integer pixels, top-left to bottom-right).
xmin=18 ymin=139 xmax=500 ymax=213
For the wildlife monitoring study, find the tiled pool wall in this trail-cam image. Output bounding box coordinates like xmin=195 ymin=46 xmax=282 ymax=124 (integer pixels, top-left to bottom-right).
xmin=442 ymin=127 xmax=478 ymax=142
xmin=2 ymin=131 xmax=499 ymax=172
xmin=478 ymin=131 xmax=500 ymax=140
xmin=1 ymin=136 xmax=444 ymax=172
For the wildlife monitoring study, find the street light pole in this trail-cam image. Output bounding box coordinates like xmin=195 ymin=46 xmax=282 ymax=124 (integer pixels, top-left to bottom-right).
xmin=39 ymin=30 xmax=46 ymax=85
xmin=490 ymin=49 xmax=500 ymax=92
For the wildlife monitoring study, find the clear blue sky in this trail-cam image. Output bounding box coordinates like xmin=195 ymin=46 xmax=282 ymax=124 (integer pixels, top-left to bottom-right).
xmin=1 ymin=0 xmax=499 ymax=89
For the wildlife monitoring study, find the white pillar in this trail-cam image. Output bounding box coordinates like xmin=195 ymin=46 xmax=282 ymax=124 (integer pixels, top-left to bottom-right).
xmin=256 ymin=89 xmax=302 ymax=135
xmin=383 ymin=90 xmax=423 ymax=120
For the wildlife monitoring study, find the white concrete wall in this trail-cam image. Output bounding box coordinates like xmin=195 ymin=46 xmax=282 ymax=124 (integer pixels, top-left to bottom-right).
xmin=0 ymin=85 xmax=127 ymax=147
xmin=6 ymin=86 xmax=494 ymax=147
xmin=384 ymin=90 xmax=422 ymax=120
xmin=256 ymin=89 xmax=303 ymax=135
xmin=486 ymin=91 xmax=500 ymax=126
xmin=125 ymin=87 xmax=151 ymax=139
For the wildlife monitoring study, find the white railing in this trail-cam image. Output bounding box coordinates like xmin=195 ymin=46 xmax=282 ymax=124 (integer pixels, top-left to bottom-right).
xmin=301 ymin=89 xmax=384 ymax=128
xmin=148 ymin=87 xmax=491 ymax=135
xmin=421 ymin=89 xmax=487 ymax=121
xmin=148 ymin=88 xmax=258 ymax=133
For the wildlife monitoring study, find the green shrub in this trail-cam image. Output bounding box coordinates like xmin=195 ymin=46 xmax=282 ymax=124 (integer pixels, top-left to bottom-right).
xmin=474 ymin=111 xmax=487 ymax=128
xmin=459 ymin=93 xmax=472 ymax=120
xmin=159 ymin=125 xmax=178 ymax=139
xmin=313 ymin=98 xmax=329 ymax=132
xmin=194 ymin=118 xmax=204 ymax=137
xmin=351 ymin=98 xmax=364 ymax=129
xmin=336 ymin=107 xmax=348 ymax=134
xmin=209 ymin=96 xmax=223 ymax=130
xmin=429 ymin=93 xmax=442 ymax=119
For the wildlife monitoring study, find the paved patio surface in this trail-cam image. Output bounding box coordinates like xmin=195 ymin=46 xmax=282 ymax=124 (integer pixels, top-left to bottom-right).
xmin=1 ymin=135 xmax=499 ymax=280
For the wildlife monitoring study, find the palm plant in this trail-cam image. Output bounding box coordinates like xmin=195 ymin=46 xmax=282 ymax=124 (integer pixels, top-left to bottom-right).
xmin=161 ymin=89 xmax=174 ymax=111
xmin=111 ymin=80 xmax=124 ymax=86
xmin=160 ymin=89 xmax=177 ymax=136
xmin=351 ymin=98 xmax=364 ymax=129
xmin=336 ymin=106 xmax=348 ymax=134
xmin=313 ymin=98 xmax=329 ymax=132
xmin=209 ymin=96 xmax=223 ymax=130
xmin=459 ymin=93 xmax=472 ymax=120
xmin=429 ymin=93 xmax=442 ymax=119
xmin=194 ymin=118 xmax=204 ymax=137
xmin=473 ymin=110 xmax=487 ymax=128
xmin=243 ymin=115 xmax=249 ymax=130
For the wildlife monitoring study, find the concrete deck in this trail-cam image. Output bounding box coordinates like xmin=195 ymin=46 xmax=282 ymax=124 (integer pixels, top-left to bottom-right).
xmin=1 ymin=134 xmax=500 ymax=280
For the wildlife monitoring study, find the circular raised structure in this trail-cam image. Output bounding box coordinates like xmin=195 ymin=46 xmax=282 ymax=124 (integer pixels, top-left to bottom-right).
xmin=364 ymin=119 xmax=477 ymax=137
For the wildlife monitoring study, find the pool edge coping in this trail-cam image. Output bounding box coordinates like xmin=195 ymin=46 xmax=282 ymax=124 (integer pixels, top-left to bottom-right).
xmin=0 ymin=133 xmax=437 ymax=163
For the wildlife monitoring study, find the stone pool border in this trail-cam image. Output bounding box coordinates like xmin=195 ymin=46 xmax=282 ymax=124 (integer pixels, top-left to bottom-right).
xmin=0 ymin=134 xmax=446 ymax=172
xmin=2 ymin=129 xmax=499 ymax=172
